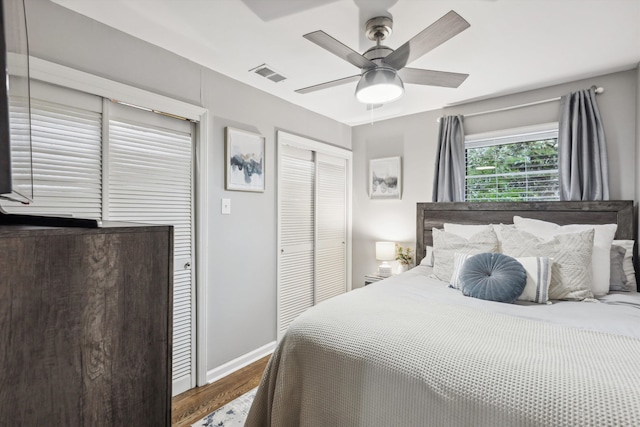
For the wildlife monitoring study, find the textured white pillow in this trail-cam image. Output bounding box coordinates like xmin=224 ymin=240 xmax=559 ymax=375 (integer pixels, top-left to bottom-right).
xmin=444 ymin=223 xmax=511 ymax=251
xmin=432 ymin=227 xmax=499 ymax=283
xmin=450 ymin=252 xmax=552 ymax=304
xmin=443 ymin=223 xmax=493 ymax=239
xmin=500 ymin=226 xmax=594 ymax=300
xmin=513 ymin=216 xmax=616 ymax=297
xmin=449 ymin=252 xmax=469 ymax=289
xmin=612 ymin=240 xmax=637 ymax=292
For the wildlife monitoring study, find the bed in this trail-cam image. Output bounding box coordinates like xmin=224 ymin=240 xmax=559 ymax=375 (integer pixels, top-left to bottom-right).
xmin=246 ymin=201 xmax=640 ymax=426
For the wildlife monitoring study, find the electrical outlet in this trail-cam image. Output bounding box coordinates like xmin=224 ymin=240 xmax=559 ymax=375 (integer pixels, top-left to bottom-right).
xmin=221 ymin=198 xmax=231 ymax=215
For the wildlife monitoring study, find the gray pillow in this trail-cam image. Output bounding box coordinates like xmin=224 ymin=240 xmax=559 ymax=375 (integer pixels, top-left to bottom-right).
xmin=460 ymin=253 xmax=527 ymax=303
xmin=432 ymin=227 xmax=499 ymax=283
xmin=609 ymin=244 xmax=628 ymax=291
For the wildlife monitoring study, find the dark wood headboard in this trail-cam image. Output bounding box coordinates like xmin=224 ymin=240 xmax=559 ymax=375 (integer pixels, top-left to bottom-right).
xmin=416 ymin=201 xmax=635 ymax=264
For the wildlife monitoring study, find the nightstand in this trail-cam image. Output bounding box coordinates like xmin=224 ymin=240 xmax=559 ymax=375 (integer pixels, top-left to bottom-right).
xmin=364 ymin=273 xmax=388 ymax=286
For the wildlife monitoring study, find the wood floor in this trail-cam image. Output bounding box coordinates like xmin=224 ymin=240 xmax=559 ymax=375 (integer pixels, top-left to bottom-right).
xmin=171 ymin=355 xmax=270 ymax=427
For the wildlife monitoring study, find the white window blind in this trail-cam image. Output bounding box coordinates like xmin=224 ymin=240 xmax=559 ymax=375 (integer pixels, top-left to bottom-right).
xmin=278 ymin=144 xmax=315 ymax=338
xmin=315 ymin=153 xmax=347 ymax=304
xmin=3 ymin=81 xmax=102 ymax=217
xmin=106 ymin=102 xmax=194 ymax=395
xmin=465 ymin=124 xmax=559 ymax=202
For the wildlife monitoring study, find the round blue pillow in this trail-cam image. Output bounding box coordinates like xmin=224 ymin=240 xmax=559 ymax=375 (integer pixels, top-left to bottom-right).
xmin=460 ymin=253 xmax=527 ymax=303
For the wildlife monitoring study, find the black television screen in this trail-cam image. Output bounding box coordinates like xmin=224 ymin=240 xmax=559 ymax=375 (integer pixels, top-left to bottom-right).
xmin=0 ymin=0 xmax=33 ymax=204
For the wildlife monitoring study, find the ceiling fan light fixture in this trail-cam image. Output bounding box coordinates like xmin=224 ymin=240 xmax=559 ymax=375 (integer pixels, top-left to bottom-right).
xmin=355 ymin=67 xmax=404 ymax=104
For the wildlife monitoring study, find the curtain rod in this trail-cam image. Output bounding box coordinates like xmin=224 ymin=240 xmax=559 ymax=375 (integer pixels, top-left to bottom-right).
xmin=438 ymin=86 xmax=604 ymax=122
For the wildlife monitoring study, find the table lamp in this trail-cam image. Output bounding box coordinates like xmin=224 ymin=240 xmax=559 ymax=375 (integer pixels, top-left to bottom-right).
xmin=376 ymin=241 xmax=395 ymax=277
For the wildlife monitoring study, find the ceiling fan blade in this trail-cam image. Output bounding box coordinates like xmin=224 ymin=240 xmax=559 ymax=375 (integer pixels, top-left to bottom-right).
xmin=398 ymin=68 xmax=468 ymax=88
xmin=303 ymin=31 xmax=377 ymax=70
xmin=383 ymin=10 xmax=470 ymax=70
xmin=295 ymin=74 xmax=362 ymax=94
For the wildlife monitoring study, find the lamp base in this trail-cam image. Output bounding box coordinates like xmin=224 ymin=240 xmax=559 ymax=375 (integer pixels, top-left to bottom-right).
xmin=378 ymin=262 xmax=392 ymax=277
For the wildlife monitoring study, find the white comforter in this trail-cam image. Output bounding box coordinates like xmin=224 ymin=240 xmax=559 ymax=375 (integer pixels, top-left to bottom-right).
xmin=246 ymin=266 xmax=640 ymax=426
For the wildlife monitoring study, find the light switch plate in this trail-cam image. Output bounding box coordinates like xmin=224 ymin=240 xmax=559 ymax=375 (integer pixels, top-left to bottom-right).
xmin=221 ymin=198 xmax=231 ymax=215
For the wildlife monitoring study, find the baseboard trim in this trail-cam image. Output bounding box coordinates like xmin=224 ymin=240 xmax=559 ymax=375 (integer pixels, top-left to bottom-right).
xmin=206 ymin=341 xmax=276 ymax=384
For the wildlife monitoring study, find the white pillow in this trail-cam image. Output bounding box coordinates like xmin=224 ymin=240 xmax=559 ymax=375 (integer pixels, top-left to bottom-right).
xmin=443 ymin=223 xmax=493 ymax=239
xmin=612 ymin=240 xmax=637 ymax=292
xmin=450 ymin=252 xmax=552 ymax=304
xmin=444 ymin=223 xmax=511 ymax=251
xmin=449 ymin=252 xmax=469 ymax=289
xmin=420 ymin=246 xmax=435 ymax=267
xmin=432 ymin=227 xmax=499 ymax=283
xmin=500 ymin=226 xmax=594 ymax=300
xmin=516 ymin=256 xmax=553 ymax=304
xmin=513 ymin=216 xmax=616 ymax=297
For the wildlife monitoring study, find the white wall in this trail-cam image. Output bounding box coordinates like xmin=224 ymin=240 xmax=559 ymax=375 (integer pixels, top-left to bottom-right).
xmin=352 ymin=68 xmax=639 ymax=287
xmin=25 ymin=0 xmax=351 ymax=377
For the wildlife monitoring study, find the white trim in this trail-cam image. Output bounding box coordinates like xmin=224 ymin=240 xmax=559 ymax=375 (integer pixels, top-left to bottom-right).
xmin=465 ymin=122 xmax=559 ymax=147
xmin=277 ymin=130 xmax=352 ymax=158
xmin=29 ymin=57 xmax=211 ymax=393
xmin=29 ymin=56 xmax=205 ymax=121
xmin=173 ymin=376 xmax=192 ymax=397
xmin=188 ymin=121 xmax=198 ymax=391
xmin=206 ymin=341 xmax=276 ymax=384
xmin=195 ymin=111 xmax=210 ymax=387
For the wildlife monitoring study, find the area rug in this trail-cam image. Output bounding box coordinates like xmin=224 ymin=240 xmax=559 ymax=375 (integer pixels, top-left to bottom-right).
xmin=191 ymin=387 xmax=257 ymax=427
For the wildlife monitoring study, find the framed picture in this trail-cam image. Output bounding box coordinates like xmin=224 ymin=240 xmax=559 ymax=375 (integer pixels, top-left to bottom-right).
xmin=225 ymin=127 xmax=265 ymax=192
xmin=370 ymin=156 xmax=401 ymax=199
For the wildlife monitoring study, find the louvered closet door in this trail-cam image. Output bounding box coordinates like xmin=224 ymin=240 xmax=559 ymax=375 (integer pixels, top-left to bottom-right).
xmin=106 ymin=102 xmax=195 ymax=396
xmin=315 ymin=153 xmax=347 ymax=303
xmin=3 ymin=81 xmax=103 ymax=217
xmin=278 ymin=145 xmax=315 ymax=338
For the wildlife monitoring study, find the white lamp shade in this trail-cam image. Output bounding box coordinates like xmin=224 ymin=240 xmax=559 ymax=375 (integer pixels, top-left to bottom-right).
xmin=376 ymin=241 xmax=396 ymax=261
xmin=355 ymin=68 xmax=404 ymax=104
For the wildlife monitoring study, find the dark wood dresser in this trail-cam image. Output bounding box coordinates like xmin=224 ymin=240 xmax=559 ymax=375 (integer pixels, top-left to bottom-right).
xmin=0 ymin=223 xmax=173 ymax=426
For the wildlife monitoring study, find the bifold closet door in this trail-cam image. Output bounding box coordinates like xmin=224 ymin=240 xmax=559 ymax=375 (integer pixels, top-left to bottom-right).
xmin=278 ymin=145 xmax=315 ymax=338
xmin=315 ymin=153 xmax=347 ymax=303
xmin=106 ymin=102 xmax=195 ymax=395
xmin=278 ymin=144 xmax=348 ymax=339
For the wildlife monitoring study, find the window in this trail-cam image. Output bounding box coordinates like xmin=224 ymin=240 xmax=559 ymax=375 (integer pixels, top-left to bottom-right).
xmin=465 ymin=124 xmax=559 ymax=202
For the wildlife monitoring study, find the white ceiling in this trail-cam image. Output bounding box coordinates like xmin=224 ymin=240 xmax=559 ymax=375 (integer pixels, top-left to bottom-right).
xmin=51 ymin=0 xmax=640 ymax=126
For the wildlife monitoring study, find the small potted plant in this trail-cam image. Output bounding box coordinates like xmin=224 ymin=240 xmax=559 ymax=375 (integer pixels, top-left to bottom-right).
xmin=395 ymin=244 xmax=413 ymax=274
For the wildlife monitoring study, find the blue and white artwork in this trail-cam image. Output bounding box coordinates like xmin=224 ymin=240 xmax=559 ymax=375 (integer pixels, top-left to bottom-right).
xmin=226 ymin=128 xmax=265 ymax=192
xmin=370 ymin=156 xmax=401 ymax=199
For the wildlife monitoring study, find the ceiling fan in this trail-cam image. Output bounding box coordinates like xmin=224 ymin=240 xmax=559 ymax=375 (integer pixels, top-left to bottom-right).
xmin=295 ymin=10 xmax=470 ymax=104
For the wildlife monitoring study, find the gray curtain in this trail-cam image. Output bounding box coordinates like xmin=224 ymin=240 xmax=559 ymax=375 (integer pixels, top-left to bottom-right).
xmin=432 ymin=115 xmax=465 ymax=202
xmin=558 ymin=87 xmax=609 ymax=200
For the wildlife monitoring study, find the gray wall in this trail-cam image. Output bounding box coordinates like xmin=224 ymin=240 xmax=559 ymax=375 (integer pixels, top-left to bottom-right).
xmin=21 ymin=0 xmax=640 ymax=380
xmin=25 ymin=0 xmax=351 ymax=373
xmin=352 ymin=68 xmax=639 ymax=286
xmin=637 ymin=63 xmax=640 ymax=232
